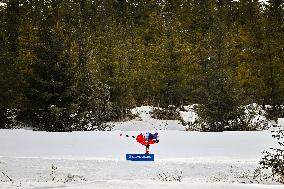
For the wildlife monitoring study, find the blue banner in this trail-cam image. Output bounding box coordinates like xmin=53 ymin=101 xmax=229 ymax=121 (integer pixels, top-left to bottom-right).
xmin=126 ymin=154 xmax=154 ymax=161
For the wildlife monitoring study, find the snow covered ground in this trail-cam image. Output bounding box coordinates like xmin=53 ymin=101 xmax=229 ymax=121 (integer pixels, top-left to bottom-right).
xmin=0 ymin=106 xmax=284 ymax=189
xmin=111 ymin=106 xmax=187 ymax=131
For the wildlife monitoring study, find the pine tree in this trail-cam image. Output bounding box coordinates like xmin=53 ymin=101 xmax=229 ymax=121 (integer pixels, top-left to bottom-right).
xmin=234 ymin=0 xmax=263 ymax=104
xmin=196 ymin=0 xmax=247 ymax=131
xmin=262 ymin=0 xmax=284 ymax=113
xmin=0 ymin=0 xmax=22 ymax=128
xmin=18 ymin=1 xmax=77 ymax=131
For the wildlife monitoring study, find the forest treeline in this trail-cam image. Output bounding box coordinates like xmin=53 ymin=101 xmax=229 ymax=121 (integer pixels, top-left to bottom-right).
xmin=0 ymin=0 xmax=283 ymax=131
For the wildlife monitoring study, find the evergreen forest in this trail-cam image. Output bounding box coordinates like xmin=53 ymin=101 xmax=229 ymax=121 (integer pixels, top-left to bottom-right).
xmin=0 ymin=0 xmax=283 ymax=131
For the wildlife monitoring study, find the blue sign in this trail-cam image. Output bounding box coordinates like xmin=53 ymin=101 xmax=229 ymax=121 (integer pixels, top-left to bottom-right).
xmin=126 ymin=154 xmax=154 ymax=161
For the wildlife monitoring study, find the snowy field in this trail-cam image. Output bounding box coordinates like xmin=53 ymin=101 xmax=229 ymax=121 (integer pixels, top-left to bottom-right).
xmin=0 ymin=106 xmax=284 ymax=189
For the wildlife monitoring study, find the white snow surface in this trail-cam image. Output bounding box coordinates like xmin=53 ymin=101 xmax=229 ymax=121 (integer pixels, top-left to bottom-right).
xmin=278 ymin=118 xmax=284 ymax=128
xmin=0 ymin=129 xmax=282 ymax=189
xmin=0 ymin=105 xmax=283 ymax=188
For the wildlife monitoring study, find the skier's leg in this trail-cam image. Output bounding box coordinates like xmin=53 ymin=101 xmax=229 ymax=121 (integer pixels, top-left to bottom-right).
xmin=145 ymin=144 xmax=150 ymax=154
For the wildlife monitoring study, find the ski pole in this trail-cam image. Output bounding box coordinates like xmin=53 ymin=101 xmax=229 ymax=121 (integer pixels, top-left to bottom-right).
xmin=119 ymin=134 xmax=136 ymax=139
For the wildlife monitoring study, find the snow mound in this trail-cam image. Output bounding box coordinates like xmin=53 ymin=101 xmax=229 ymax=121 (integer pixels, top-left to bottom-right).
xmin=113 ymin=106 xmax=186 ymax=131
xmin=112 ymin=104 xmax=277 ymax=131
xmin=243 ymin=104 xmax=278 ymax=130
xmin=179 ymin=105 xmax=198 ymax=123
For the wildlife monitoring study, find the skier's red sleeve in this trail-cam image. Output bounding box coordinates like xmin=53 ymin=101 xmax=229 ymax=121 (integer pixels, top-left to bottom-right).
xmin=136 ymin=133 xmax=156 ymax=145
xmin=136 ymin=133 xmax=147 ymax=145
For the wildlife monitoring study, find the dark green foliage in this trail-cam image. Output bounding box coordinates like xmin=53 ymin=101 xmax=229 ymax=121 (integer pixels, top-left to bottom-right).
xmin=0 ymin=109 xmax=11 ymax=129
xmin=261 ymin=130 xmax=284 ymax=183
xmin=7 ymin=0 xmax=114 ymax=131
xmin=19 ymin=2 xmax=76 ymax=131
xmin=266 ymin=106 xmax=284 ymax=121
xmin=151 ymin=106 xmax=181 ymax=120
xmin=197 ymin=105 xmax=259 ymax=132
xmin=0 ymin=0 xmax=283 ymax=131
xmin=72 ymin=72 xmax=113 ymax=131
xmin=0 ymin=1 xmax=23 ymax=128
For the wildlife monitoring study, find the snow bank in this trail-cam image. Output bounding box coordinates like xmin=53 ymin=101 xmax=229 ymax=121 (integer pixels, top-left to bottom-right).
xmin=179 ymin=106 xmax=198 ymax=123
xmin=112 ymin=104 xmax=277 ymax=131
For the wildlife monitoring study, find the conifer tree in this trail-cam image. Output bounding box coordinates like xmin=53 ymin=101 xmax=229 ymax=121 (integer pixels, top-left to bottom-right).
xmin=262 ymin=0 xmax=284 ymax=113
xmin=0 ymin=0 xmax=22 ymax=128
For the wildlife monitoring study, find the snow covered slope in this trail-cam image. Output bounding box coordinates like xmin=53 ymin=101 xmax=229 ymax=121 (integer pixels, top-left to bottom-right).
xmin=0 ymin=129 xmax=282 ymax=189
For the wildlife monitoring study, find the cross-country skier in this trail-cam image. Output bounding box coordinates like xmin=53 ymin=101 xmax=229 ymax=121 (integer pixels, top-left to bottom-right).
xmin=136 ymin=132 xmax=159 ymax=154
xmin=120 ymin=132 xmax=159 ymax=154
